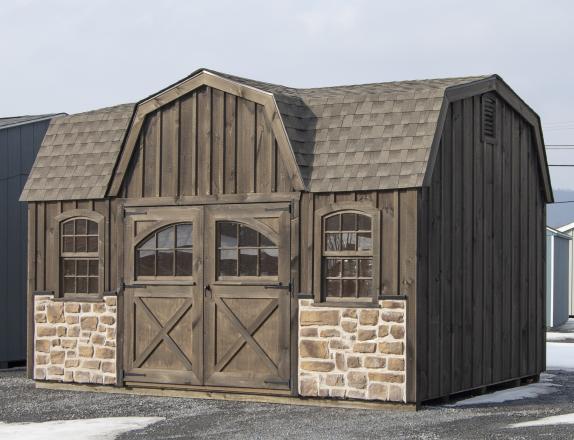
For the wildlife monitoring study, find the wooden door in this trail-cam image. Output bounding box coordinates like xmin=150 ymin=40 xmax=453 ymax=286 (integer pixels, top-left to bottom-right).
xmin=203 ymin=204 xmax=291 ymax=390
xmin=123 ymin=208 xmax=203 ymax=385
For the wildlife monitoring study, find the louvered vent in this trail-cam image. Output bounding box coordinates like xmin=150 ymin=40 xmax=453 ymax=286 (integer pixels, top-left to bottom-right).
xmin=481 ymin=94 xmax=497 ymax=142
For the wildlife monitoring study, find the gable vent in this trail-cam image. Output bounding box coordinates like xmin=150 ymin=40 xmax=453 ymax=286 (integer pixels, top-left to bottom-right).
xmin=481 ymin=93 xmax=497 ymax=142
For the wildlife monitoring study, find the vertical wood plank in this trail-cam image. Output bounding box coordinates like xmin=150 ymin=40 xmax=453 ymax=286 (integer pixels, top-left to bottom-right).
xmin=461 ymin=97 xmax=474 ymax=390
xmin=237 ymin=98 xmax=255 ymax=193
xmin=180 ymin=92 xmax=197 ymax=196
xmin=160 ymin=102 xmax=179 ymax=197
xmin=428 ymin=145 xmax=442 ymax=399
xmin=451 ymin=101 xmax=463 ymax=392
xmin=255 ymin=104 xmax=273 ymax=193
xmin=519 ymin=120 xmax=529 ymax=376
xmin=510 ymin=110 xmax=521 ymax=378
xmin=126 ymin=135 xmax=143 ymax=198
xmin=276 ymin=145 xmax=292 ymax=193
xmin=44 ymin=202 xmax=60 ymax=293
xmin=399 ymin=190 xmax=417 ymax=403
xmin=143 ymin=113 xmax=160 ymax=197
xmin=212 ymin=89 xmax=225 ymax=195
xmin=440 ymin=113 xmax=452 ymax=397
xmin=491 ymin=101 xmax=503 ymax=383
xmin=36 ymin=203 xmax=46 ymax=292
xmin=379 ymin=191 xmax=398 ymax=295
xmin=299 ymin=193 xmax=313 ymax=293
xmin=224 ymin=93 xmax=237 ymax=194
xmin=501 ymin=102 xmax=513 ymax=381
xmin=197 ymin=86 xmax=212 ymax=195
xmin=482 ymin=135 xmax=493 ymax=386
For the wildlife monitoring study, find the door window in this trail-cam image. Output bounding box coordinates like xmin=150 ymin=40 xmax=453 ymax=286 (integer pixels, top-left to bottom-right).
xmin=135 ymin=223 xmax=193 ymax=278
xmin=216 ymin=222 xmax=278 ymax=278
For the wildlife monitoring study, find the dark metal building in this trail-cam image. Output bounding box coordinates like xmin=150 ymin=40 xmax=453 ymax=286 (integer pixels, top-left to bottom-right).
xmin=0 ymin=114 xmax=63 ymax=367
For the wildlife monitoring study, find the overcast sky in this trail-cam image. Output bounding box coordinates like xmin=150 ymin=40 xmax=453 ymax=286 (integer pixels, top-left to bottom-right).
xmin=2 ymin=0 xmax=574 ymax=191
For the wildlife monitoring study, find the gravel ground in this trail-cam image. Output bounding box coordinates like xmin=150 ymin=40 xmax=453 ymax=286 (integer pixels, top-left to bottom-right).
xmin=1 ymin=369 xmax=573 ymax=439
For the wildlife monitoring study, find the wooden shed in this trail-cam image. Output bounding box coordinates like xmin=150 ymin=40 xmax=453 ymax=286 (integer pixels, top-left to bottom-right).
xmin=21 ymin=69 xmax=552 ymax=406
xmin=0 ymin=114 xmax=62 ymax=368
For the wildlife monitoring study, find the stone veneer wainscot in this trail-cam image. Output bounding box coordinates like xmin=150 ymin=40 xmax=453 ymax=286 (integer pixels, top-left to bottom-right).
xmin=298 ymin=299 xmax=406 ymax=402
xmin=33 ymin=294 xmax=117 ymax=384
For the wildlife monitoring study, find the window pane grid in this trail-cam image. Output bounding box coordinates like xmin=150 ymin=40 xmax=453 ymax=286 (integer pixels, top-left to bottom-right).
xmin=136 ymin=224 xmax=193 ymax=278
xmin=61 ymin=257 xmax=99 ymax=295
xmin=322 ymin=212 xmax=374 ymax=299
xmin=217 ymin=222 xmax=278 ymax=278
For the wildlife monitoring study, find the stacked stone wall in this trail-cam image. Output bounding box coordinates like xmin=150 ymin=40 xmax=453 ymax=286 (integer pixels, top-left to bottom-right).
xmin=298 ymin=299 xmax=407 ymax=402
xmin=33 ymin=294 xmax=117 ymax=384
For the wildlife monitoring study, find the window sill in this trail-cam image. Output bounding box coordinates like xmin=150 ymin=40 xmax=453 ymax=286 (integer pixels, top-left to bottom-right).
xmin=52 ymin=294 xmax=105 ymax=303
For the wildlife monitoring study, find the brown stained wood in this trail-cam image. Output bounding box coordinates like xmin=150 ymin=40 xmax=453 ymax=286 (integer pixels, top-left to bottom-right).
xmin=299 ymin=193 xmax=313 ymax=293
xmin=461 ymin=97 xmax=474 ymax=390
xmin=451 ymin=100 xmax=463 ymax=392
xmin=93 ymin=200 xmax=110 ymax=291
xmin=180 ymin=92 xmax=197 ymax=196
xmin=519 ymin=120 xmax=528 ymax=377
xmin=144 ymin=114 xmax=160 ymax=197
xmin=126 ymin=137 xmax=143 ymax=198
xmin=439 ymin=114 xmax=452 ymax=397
xmin=255 ymin=104 xmax=273 ymax=193
xmin=379 ymin=191 xmax=398 ymax=295
xmin=44 ymin=202 xmax=60 ymax=293
xmin=236 ymin=98 xmax=255 ymax=194
xmin=471 ymin=96 xmax=484 ymax=389
xmin=510 ymin=110 xmax=521 ymax=379
xmin=501 ymin=103 xmax=512 ymax=381
xmin=212 ymin=89 xmax=225 ymax=195
xmin=224 ymin=93 xmax=237 ymax=194
xmin=399 ymin=190 xmax=417 ymax=404
xmin=161 ymin=102 xmax=179 ymax=197
xmin=197 ymin=87 xmax=212 ymax=196
xmin=276 ymin=141 xmax=291 ymax=193
xmin=491 ymin=99 xmax=503 ymax=384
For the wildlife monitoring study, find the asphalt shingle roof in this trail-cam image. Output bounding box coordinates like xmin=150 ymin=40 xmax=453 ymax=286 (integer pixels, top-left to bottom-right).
xmin=0 ymin=114 xmax=64 ymax=130
xmin=20 ymin=104 xmax=134 ymax=201
xmin=21 ymin=70 xmax=489 ymax=201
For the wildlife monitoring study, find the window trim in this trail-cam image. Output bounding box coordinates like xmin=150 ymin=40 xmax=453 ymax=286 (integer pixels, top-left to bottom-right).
xmin=313 ymin=202 xmax=381 ymax=305
xmin=54 ymin=210 xmax=105 ymax=299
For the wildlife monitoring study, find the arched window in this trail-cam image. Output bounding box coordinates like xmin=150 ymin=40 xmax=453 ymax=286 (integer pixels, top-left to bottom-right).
xmin=217 ymin=221 xmax=278 ymax=278
xmin=322 ymin=211 xmax=373 ymax=299
xmin=135 ymin=223 xmax=193 ymax=278
xmin=61 ymin=218 xmax=100 ymax=295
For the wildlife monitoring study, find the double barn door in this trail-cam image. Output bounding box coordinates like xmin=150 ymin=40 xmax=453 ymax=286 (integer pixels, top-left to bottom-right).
xmin=122 ymin=204 xmax=291 ymax=392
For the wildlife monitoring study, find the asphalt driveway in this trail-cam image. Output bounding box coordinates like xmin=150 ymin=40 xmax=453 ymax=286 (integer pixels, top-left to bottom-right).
xmin=1 ymin=368 xmax=573 ymax=439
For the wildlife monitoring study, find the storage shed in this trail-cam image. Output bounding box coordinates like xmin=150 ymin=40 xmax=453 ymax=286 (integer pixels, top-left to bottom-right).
xmin=557 ymin=221 xmax=574 ymax=317
xmin=21 ymin=69 xmax=552 ymax=406
xmin=0 ymin=114 xmax=63 ymax=368
xmin=545 ymin=227 xmax=570 ymax=328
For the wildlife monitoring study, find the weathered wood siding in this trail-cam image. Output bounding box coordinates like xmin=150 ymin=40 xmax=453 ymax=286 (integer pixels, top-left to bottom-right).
xmin=417 ymin=95 xmax=546 ymax=401
xmin=121 ymin=86 xmax=293 ymax=198
xmin=27 ymin=199 xmax=119 ymax=295
xmin=0 ymin=119 xmax=51 ymax=365
xmin=298 ymin=190 xmax=418 ymax=297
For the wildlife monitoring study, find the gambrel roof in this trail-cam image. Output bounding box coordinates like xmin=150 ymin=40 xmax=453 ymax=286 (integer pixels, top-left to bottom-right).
xmin=21 ymin=69 xmax=552 ymax=201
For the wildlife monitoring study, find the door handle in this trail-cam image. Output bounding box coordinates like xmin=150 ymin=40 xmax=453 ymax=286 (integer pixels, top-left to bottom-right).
xmin=204 ymin=284 xmax=212 ymax=299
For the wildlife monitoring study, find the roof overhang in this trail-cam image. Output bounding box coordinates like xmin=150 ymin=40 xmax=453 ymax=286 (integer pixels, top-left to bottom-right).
xmin=423 ymin=75 xmax=554 ymax=203
xmin=107 ymin=69 xmax=305 ymax=196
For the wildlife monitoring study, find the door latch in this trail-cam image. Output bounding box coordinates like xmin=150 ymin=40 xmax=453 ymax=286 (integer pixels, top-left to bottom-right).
xmin=204 ymin=284 xmax=212 ymax=299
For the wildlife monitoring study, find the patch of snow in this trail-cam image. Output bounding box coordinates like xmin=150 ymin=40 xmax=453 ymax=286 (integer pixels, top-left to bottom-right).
xmin=448 ymin=373 xmax=559 ymax=407
xmin=547 ymin=342 xmax=574 ymax=371
xmin=509 ymin=412 xmax=574 ymax=428
xmin=0 ymin=417 xmax=164 ymax=440
xmin=546 ymin=332 xmax=574 ymax=342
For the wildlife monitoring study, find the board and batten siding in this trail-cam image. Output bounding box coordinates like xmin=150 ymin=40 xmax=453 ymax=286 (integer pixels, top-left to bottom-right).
xmin=121 ymin=85 xmax=293 ymax=199
xmin=417 ymin=95 xmax=546 ymax=402
xmin=1 ymin=119 xmax=51 ymax=365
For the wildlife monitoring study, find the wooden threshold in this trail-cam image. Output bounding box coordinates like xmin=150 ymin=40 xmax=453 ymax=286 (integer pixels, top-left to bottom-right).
xmin=35 ymin=382 xmax=416 ymax=411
